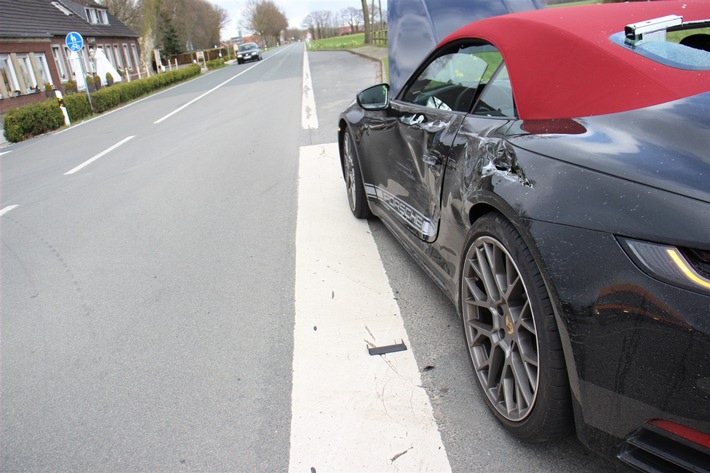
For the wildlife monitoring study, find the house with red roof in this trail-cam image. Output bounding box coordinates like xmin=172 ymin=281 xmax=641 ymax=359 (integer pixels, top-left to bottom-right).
xmin=0 ymin=0 xmax=140 ymax=113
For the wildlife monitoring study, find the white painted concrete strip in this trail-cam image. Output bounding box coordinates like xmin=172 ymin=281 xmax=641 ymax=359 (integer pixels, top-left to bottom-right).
xmin=0 ymin=205 xmax=19 ymax=217
xmin=301 ymin=52 xmax=319 ymax=130
xmin=64 ymin=135 xmax=135 ymax=175
xmin=290 ymin=143 xmax=450 ymax=472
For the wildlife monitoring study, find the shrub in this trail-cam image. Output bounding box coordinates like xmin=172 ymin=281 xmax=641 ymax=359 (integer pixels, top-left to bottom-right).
xmin=92 ymin=86 xmax=121 ymax=113
xmin=65 ymin=79 xmax=77 ymax=94
xmin=3 ymin=64 xmax=202 ymax=142
xmin=206 ymin=58 xmax=226 ymax=70
xmin=63 ymin=93 xmax=91 ymax=122
xmin=3 ymin=99 xmax=64 ymax=142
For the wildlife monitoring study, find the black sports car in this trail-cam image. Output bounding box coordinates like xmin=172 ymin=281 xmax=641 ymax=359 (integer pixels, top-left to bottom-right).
xmin=338 ymin=1 xmax=710 ymax=469
xmin=236 ymin=42 xmax=261 ymax=64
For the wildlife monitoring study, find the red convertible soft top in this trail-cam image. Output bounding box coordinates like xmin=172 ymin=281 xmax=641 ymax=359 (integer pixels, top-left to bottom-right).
xmin=441 ymin=1 xmax=710 ymax=120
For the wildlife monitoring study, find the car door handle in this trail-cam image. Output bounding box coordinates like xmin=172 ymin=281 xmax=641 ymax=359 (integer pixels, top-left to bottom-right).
xmin=400 ymin=114 xmax=425 ymax=127
xmin=419 ymin=120 xmax=447 ymax=133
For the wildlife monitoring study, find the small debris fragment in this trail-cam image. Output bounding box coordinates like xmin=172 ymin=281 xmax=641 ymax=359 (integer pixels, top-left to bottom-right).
xmin=391 ymin=447 xmax=413 ymax=462
xmin=368 ymin=341 xmax=408 ymax=356
xmin=313 ymin=326 xmax=317 ymax=331
xmin=423 ymin=365 xmax=435 ymax=372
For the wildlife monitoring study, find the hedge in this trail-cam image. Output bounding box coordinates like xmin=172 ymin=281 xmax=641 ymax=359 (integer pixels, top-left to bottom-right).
xmin=3 ymin=64 xmax=201 ymax=143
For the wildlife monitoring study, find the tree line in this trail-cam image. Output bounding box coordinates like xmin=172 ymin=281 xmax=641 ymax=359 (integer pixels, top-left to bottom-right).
xmin=97 ymin=0 xmax=227 ymax=54
xmin=302 ymin=1 xmax=385 ymax=42
xmin=97 ymin=0 xmax=385 ymax=71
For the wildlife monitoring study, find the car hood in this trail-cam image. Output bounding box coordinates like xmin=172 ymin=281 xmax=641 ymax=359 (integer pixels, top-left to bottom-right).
xmin=387 ymin=0 xmax=542 ymax=95
xmin=508 ymin=91 xmax=710 ymax=204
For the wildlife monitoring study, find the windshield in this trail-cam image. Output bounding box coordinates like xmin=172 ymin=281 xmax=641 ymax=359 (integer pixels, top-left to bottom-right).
xmin=239 ymin=44 xmax=257 ymax=52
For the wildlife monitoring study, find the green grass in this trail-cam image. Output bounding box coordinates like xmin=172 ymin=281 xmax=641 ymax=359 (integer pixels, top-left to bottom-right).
xmin=668 ymin=27 xmax=710 ymax=43
xmin=307 ymin=33 xmax=365 ymax=50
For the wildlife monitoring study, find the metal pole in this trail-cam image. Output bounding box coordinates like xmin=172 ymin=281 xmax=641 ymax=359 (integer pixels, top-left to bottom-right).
xmin=76 ymin=51 xmax=94 ymax=113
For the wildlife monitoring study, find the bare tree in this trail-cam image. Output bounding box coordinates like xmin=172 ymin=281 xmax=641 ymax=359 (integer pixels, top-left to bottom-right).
xmin=308 ymin=10 xmax=334 ymax=39
xmin=242 ymin=0 xmax=288 ymax=46
xmin=96 ymin=0 xmax=143 ymax=32
xmin=140 ymin=0 xmax=161 ymax=72
xmin=340 ymin=7 xmax=362 ymax=33
xmin=162 ymin=0 xmax=226 ymax=51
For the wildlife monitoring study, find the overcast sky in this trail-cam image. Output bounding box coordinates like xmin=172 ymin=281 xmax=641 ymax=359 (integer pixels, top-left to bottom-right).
xmin=212 ymin=0 xmax=362 ymax=38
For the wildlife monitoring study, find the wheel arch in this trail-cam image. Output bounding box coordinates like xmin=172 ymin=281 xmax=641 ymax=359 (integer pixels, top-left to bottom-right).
xmin=337 ymin=119 xmax=350 ymax=179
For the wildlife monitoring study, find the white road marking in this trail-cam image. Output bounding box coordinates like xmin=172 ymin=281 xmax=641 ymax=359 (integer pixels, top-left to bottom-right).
xmin=0 ymin=150 xmax=12 ymax=157
xmin=0 ymin=205 xmax=19 ymax=217
xmin=301 ymin=52 xmax=319 ymax=130
xmin=64 ymin=135 xmax=135 ymax=175
xmin=290 ymin=143 xmax=451 ymax=472
xmin=154 ymin=45 xmax=293 ymax=124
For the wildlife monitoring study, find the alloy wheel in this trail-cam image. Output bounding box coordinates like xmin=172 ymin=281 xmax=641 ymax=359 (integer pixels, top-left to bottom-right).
xmin=462 ymin=235 xmax=540 ymax=422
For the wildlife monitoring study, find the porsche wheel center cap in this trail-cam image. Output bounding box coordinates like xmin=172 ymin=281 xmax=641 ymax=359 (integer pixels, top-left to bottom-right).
xmin=505 ymin=315 xmax=514 ymax=335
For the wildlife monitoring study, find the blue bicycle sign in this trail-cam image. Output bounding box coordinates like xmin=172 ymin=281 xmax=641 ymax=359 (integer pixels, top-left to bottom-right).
xmin=65 ymin=32 xmax=84 ymax=52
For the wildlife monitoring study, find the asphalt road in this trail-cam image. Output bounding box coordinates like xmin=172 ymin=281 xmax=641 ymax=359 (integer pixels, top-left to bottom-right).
xmin=1 ymin=43 xmax=624 ymax=472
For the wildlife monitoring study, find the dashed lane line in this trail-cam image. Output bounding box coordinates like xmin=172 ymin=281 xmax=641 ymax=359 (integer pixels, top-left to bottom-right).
xmin=64 ymin=135 xmax=135 ymax=175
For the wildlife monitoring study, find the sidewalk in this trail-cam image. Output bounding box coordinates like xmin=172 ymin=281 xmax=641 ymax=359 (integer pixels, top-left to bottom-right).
xmin=346 ymin=45 xmax=388 ymax=83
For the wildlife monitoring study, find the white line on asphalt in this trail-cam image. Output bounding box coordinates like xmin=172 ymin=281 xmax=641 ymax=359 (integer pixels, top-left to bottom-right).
xmin=301 ymin=52 xmax=318 ymax=130
xmin=289 ymin=143 xmax=451 ymax=472
xmin=0 ymin=205 xmax=19 ymax=217
xmin=0 ymin=150 xmax=12 ymax=157
xmin=154 ymin=45 xmax=294 ymax=125
xmin=64 ymin=135 xmax=135 ymax=175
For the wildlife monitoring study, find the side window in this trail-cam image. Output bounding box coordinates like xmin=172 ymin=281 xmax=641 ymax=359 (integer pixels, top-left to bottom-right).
xmin=401 ymin=43 xmax=504 ymax=113
xmin=472 ymin=64 xmax=516 ymax=118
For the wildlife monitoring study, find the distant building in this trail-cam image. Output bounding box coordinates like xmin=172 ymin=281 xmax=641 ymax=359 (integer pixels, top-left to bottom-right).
xmin=0 ymin=0 xmax=140 ymax=113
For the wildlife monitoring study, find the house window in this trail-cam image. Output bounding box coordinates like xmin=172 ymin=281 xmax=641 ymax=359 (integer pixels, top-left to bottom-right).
xmin=33 ymin=53 xmax=53 ymax=85
xmin=131 ymin=43 xmax=140 ymax=70
xmin=85 ymin=8 xmax=97 ymax=23
xmin=1 ymin=54 xmax=21 ymax=94
xmin=52 ymin=45 xmax=68 ymax=80
xmin=16 ymin=54 xmax=38 ymax=91
xmin=123 ymin=43 xmax=132 ymax=70
xmin=64 ymin=46 xmax=76 ymax=78
xmin=102 ymin=45 xmax=114 ymax=67
xmin=85 ymin=7 xmax=109 ymax=25
xmin=113 ymin=44 xmax=123 ymax=69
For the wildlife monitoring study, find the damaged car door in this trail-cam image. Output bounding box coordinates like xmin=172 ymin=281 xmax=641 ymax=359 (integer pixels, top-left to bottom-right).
xmin=360 ymin=45 xmax=496 ymax=242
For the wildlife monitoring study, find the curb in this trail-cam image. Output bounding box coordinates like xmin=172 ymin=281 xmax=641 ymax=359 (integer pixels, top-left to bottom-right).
xmin=343 ymin=49 xmax=387 ymax=84
xmin=309 ymin=48 xmax=387 ymax=84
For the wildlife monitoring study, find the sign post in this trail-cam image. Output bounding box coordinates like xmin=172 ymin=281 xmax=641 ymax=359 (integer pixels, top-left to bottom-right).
xmin=65 ymin=31 xmax=94 ymax=112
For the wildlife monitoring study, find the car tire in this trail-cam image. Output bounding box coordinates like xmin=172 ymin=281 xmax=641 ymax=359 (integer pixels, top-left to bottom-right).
xmin=341 ymin=128 xmax=372 ymax=219
xmin=460 ymin=213 xmax=571 ymax=441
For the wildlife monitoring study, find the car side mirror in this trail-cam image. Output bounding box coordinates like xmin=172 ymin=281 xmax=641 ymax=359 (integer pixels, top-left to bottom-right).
xmin=357 ymin=83 xmax=390 ymax=110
